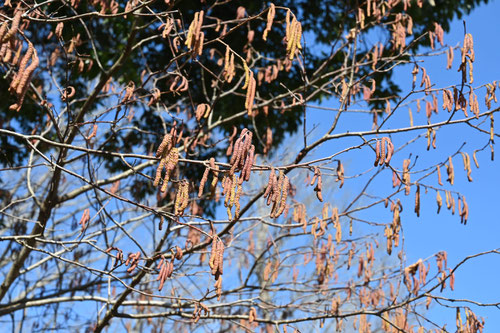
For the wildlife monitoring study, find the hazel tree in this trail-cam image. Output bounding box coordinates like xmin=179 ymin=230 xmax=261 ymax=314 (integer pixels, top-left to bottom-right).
xmin=0 ymin=0 xmax=497 ymax=332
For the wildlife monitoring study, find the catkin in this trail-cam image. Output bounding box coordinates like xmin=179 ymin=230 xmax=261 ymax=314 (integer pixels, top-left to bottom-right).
xmin=460 ymin=196 xmax=469 ymax=224
xmin=276 ymin=176 xmax=289 ymax=217
xmin=2 ymin=10 xmax=21 ymax=43
xmin=242 ymin=61 xmax=250 ymax=90
xmin=174 ymin=180 xmax=189 ymax=216
xmin=186 ymin=11 xmax=204 ymax=52
xmin=436 ymin=191 xmax=442 ymax=214
xmin=234 ymin=183 xmax=242 ymax=218
xmin=436 ymin=164 xmax=443 ymax=186
xmin=446 ymin=46 xmax=454 ymax=69
xmin=402 ymin=159 xmax=411 ymax=195
xmin=461 ymin=152 xmax=473 ymax=182
xmin=10 ymin=43 xmax=34 ymax=92
xmin=264 ymin=168 xmax=276 ymax=204
xmin=245 ymin=71 xmax=256 ymax=116
xmin=414 ymin=184 xmax=420 ymax=217
xmin=156 ymin=133 xmax=172 ymax=157
xmin=379 ymin=138 xmax=386 ymax=165
xmin=263 ymin=4 xmax=275 ymax=41
xmin=195 ymin=103 xmax=211 ymax=121
xmin=79 ymin=208 xmax=90 ymax=232
xmin=472 ymin=150 xmax=480 ymax=168
xmin=490 ymin=114 xmax=494 ymax=142
xmin=198 ymin=164 xmax=210 ymax=198
xmin=385 ymin=138 xmax=394 ymax=165
xmin=374 ymin=139 xmax=381 ymax=166
xmin=446 ymin=156 xmax=454 ymax=185
xmin=285 ymin=14 xmax=302 ymax=60
xmin=336 ymin=160 xmax=345 ymax=188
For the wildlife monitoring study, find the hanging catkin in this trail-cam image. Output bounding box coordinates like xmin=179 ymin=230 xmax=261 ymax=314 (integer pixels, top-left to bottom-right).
xmin=446 ymin=156 xmax=454 ymax=185
xmin=262 ymin=4 xmax=275 ymax=41
xmin=185 ymin=11 xmax=204 ymax=55
xmin=245 ymin=71 xmax=256 ymax=116
xmin=174 ymin=180 xmax=189 ymax=216
xmin=154 ymin=132 xmax=179 ymax=192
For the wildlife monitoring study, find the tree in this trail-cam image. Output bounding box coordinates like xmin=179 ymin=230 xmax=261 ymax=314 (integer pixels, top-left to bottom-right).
xmin=0 ymin=0 xmax=497 ymax=332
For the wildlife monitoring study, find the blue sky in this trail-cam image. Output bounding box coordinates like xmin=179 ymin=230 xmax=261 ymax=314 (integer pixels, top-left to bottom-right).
xmin=402 ymin=0 xmax=500 ymax=329
xmin=297 ymin=0 xmax=500 ymax=330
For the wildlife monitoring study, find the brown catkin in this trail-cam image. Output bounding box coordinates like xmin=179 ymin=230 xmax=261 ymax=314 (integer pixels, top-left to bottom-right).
xmin=273 ymin=170 xmax=284 ymax=204
xmin=490 ymin=114 xmax=495 ymax=142
xmin=379 ymin=137 xmax=386 ymax=166
xmin=262 ymin=3 xmax=275 ymax=41
xmin=174 ymin=180 xmax=189 ymax=215
xmin=11 ymin=41 xmax=22 ymax=66
xmin=436 ymin=191 xmax=442 ymax=214
xmin=160 ymin=148 xmax=179 ymax=192
xmin=196 ymin=31 xmax=205 ymax=56
xmin=10 ymin=43 xmax=34 ymax=92
xmin=195 ymin=103 xmax=211 ymax=121
xmin=229 ymin=136 xmax=242 ymax=166
xmin=153 ymin=158 xmax=166 ymax=187
xmin=0 ymin=22 xmax=8 ymax=44
xmin=461 ymin=196 xmax=469 ymax=224
xmin=156 ymin=133 xmax=172 ymax=157
xmin=403 ymin=159 xmax=411 ymax=195
xmin=245 ymin=72 xmax=256 ymax=116
xmin=436 ymin=164 xmax=443 ymax=186
xmin=446 ymin=156 xmax=454 ymax=185
xmin=185 ymin=11 xmax=204 ymax=51
xmin=2 ymin=10 xmax=21 ymax=43
xmin=276 ymin=176 xmax=289 ymax=217
xmin=374 ymin=139 xmax=381 ymax=166
xmin=264 ymin=168 xmax=275 ymax=203
xmin=243 ymin=145 xmax=255 ymax=182
xmin=217 ymin=239 xmax=224 ymax=275
xmin=336 ymin=161 xmax=345 ymax=188
xmin=198 ymin=165 xmax=210 ymax=198
xmin=446 ymin=46 xmax=454 ymax=70
xmin=414 ymin=184 xmax=420 ymax=217
xmin=291 ymin=20 xmax=302 ymax=60
xmin=234 ymin=183 xmax=242 ymax=218
xmin=209 ymin=235 xmax=217 ymax=272
xmin=385 ymin=138 xmax=394 ymax=165
xmin=472 ymin=150 xmax=480 ymax=168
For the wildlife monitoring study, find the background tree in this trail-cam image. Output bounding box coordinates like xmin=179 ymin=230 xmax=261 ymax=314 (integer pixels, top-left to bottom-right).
xmin=0 ymin=0 xmax=497 ymax=332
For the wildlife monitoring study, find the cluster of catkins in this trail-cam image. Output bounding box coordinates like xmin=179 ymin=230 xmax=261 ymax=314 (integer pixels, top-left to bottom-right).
xmin=125 ymin=251 xmax=141 ymax=273
xmin=78 ymin=209 xmax=90 ymax=232
xmin=185 ymin=10 xmax=204 ymax=56
xmin=195 ymin=103 xmax=211 ymax=121
xmin=229 ymin=128 xmax=255 ymax=182
xmin=105 ymin=247 xmax=124 ymax=268
xmin=209 ymin=235 xmax=224 ymax=300
xmin=174 ymin=180 xmax=189 ymax=216
xmin=218 ymin=129 xmax=255 ymax=219
xmin=156 ymin=246 xmax=183 ymax=291
xmin=198 ymin=157 xmax=219 ymax=198
xmin=264 ymin=168 xmax=290 ymax=218
xmin=0 ymin=9 xmax=40 ymax=112
xmin=221 ymin=174 xmax=241 ymax=220
xmin=154 ymin=129 xmax=181 ymax=192
xmin=373 ymin=137 xmax=394 ymax=166
xmin=310 ymin=166 xmax=323 ymax=202
xmin=284 ymin=10 xmax=302 ymax=60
